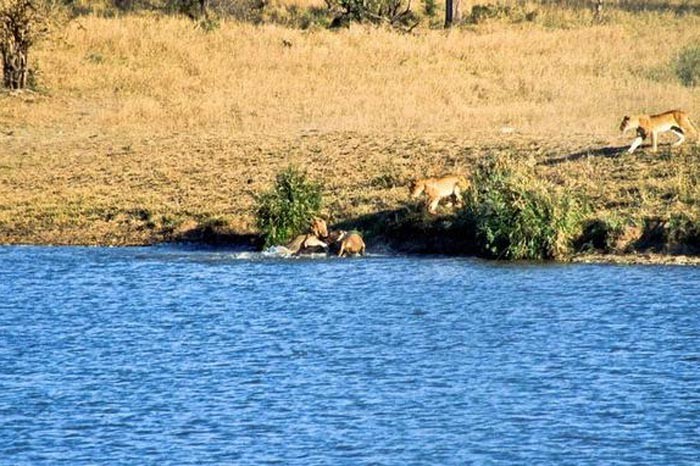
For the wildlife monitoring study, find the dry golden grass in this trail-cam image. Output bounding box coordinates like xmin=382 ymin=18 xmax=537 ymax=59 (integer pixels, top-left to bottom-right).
xmin=1 ymin=10 xmax=699 ymax=245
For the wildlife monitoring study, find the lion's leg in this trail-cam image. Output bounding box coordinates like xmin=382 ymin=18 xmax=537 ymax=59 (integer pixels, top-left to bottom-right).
xmin=680 ymin=116 xmax=699 ymax=142
xmin=285 ymin=235 xmax=303 ymax=254
xmin=671 ymin=127 xmax=685 ymax=147
xmin=453 ymin=186 xmax=463 ymax=206
xmin=338 ymin=244 xmax=345 ymax=257
xmin=428 ymin=198 xmax=440 ymax=214
xmin=628 ymin=136 xmax=643 ymax=153
xmin=651 ymin=131 xmax=658 ymax=152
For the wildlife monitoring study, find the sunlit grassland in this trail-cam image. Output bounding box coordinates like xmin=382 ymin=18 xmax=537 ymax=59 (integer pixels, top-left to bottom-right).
xmin=0 ymin=8 xmax=699 ymax=245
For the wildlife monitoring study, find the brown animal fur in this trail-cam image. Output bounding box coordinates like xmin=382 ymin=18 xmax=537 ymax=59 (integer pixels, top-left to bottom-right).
xmin=283 ymin=233 xmax=328 ymax=255
xmin=276 ymin=218 xmax=329 ymax=255
xmin=409 ymin=175 xmax=469 ymax=214
xmin=620 ymin=109 xmax=699 ymax=153
xmin=337 ymin=231 xmax=366 ymax=257
xmin=325 ymin=229 xmax=345 ymax=245
xmin=310 ymin=218 xmax=328 ymax=239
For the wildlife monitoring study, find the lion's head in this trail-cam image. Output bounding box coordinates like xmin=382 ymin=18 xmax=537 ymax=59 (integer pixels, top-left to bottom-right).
xmin=619 ymin=115 xmax=635 ymax=133
xmin=409 ymin=180 xmax=425 ymax=198
xmin=310 ymin=218 xmax=328 ymax=239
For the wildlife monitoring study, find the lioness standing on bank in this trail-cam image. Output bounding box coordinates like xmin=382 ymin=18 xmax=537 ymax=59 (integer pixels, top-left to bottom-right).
xmin=620 ymin=109 xmax=699 ymax=153
xmin=410 ymin=175 xmax=469 ymax=214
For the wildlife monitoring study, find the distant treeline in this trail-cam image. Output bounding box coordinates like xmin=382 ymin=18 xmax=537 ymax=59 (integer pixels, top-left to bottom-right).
xmin=63 ymin=1 xmax=254 ymax=18
xmin=61 ymin=0 xmax=700 ymax=18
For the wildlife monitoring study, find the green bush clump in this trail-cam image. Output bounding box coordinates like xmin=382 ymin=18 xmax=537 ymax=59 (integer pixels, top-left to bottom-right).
xmin=466 ymin=3 xmax=537 ymax=24
xmin=666 ymin=212 xmax=700 ymax=250
xmin=254 ymin=166 xmax=323 ymax=248
xmin=262 ymin=4 xmax=331 ymax=29
xmin=327 ymin=0 xmax=419 ymax=29
xmin=675 ymin=44 xmax=700 ymax=87
xmin=462 ymin=155 xmax=585 ymax=260
xmin=422 ymin=0 xmax=436 ymax=17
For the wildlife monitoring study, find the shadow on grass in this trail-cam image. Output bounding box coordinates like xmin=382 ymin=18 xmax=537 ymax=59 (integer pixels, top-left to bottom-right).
xmin=615 ymin=0 xmax=700 ymax=15
xmin=633 ymin=217 xmax=700 ymax=255
xmin=163 ymin=209 xmax=700 ymax=259
xmin=555 ymin=0 xmax=700 ymax=15
xmin=540 ymin=145 xmax=627 ymax=166
xmin=169 ymin=225 xmax=261 ymax=249
xmin=332 ymin=205 xmax=477 ymax=255
xmin=162 ymin=206 xmax=476 ymax=255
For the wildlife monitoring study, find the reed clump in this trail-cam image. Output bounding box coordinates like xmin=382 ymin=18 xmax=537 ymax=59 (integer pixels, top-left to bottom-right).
xmin=462 ymin=154 xmax=586 ymax=260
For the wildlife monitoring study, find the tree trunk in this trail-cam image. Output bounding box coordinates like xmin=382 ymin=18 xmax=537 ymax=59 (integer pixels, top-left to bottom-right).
xmin=593 ymin=0 xmax=604 ymax=22
xmin=444 ymin=0 xmax=453 ymax=27
xmin=2 ymin=44 xmax=28 ymax=90
xmin=444 ymin=0 xmax=460 ymax=27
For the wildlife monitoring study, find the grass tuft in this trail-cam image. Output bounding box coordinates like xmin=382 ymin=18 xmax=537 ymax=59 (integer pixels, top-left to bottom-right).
xmin=675 ymin=44 xmax=700 ymax=87
xmin=667 ymin=211 xmax=700 ymax=252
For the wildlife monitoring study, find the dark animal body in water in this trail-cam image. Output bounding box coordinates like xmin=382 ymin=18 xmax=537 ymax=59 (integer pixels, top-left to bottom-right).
xmin=274 ymin=219 xmax=366 ymax=257
xmin=281 ymin=234 xmax=328 ymax=255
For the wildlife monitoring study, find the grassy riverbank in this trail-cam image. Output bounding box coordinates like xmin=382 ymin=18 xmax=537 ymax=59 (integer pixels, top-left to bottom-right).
xmin=1 ymin=9 xmax=699 ymax=258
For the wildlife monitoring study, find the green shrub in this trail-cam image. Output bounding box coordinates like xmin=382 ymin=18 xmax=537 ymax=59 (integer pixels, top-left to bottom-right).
xmin=462 ymin=155 xmax=585 ymax=260
xmin=675 ymin=44 xmax=700 ymax=87
xmin=327 ymin=0 xmax=419 ymax=29
xmin=197 ymin=16 xmax=220 ymax=31
xmin=466 ymin=3 xmax=536 ymax=25
xmin=254 ymin=166 xmax=323 ymax=248
xmin=422 ymin=0 xmax=436 ymax=18
xmin=262 ymin=4 xmax=331 ymax=29
xmin=666 ymin=212 xmax=700 ymax=249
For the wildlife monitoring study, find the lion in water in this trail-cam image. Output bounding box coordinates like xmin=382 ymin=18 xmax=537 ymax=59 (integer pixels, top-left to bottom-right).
xmin=278 ymin=218 xmax=329 ymax=255
xmin=326 ymin=230 xmax=366 ymax=257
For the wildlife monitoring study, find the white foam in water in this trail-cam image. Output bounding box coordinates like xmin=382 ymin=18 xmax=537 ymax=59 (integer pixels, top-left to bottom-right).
xmin=264 ymin=245 xmax=292 ymax=256
xmin=225 ymin=246 xmax=333 ymax=260
xmin=206 ymin=245 xmax=388 ymax=261
xmin=227 ymin=251 xmax=260 ymax=260
xmin=219 ymin=249 xmax=285 ymax=260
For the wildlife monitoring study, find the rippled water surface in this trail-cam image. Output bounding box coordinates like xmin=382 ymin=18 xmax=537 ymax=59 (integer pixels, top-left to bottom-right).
xmin=2 ymin=245 xmax=700 ymax=465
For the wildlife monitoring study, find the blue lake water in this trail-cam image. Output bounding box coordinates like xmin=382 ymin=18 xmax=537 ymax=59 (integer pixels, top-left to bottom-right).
xmin=1 ymin=245 xmax=699 ymax=465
